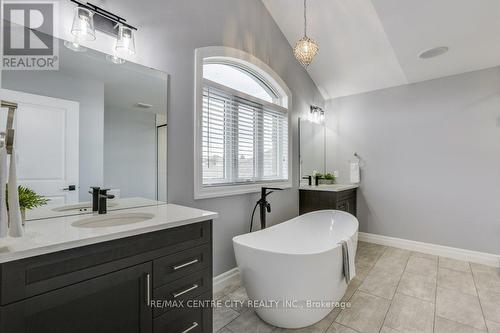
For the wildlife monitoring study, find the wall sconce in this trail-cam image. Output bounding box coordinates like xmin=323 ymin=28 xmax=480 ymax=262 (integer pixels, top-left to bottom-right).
xmin=309 ymin=105 xmax=325 ymax=123
xmin=65 ymin=0 xmax=137 ymax=63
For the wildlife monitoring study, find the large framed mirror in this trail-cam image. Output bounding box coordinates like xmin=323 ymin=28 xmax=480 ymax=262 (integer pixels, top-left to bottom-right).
xmin=1 ymin=35 xmax=168 ymax=221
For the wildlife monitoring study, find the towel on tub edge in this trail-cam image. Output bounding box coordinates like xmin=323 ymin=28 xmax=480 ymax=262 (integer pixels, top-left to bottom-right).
xmin=341 ymin=238 xmax=356 ymax=283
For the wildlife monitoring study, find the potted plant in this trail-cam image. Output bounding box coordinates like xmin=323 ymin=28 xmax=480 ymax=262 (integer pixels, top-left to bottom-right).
xmin=6 ymin=185 xmax=48 ymax=223
xmin=319 ymin=172 xmax=336 ymax=185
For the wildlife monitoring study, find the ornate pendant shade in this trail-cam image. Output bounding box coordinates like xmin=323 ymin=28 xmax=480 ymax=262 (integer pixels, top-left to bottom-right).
xmin=293 ymin=0 xmax=319 ymax=68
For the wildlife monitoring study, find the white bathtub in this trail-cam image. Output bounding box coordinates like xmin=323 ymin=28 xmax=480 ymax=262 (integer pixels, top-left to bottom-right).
xmin=233 ymin=210 xmax=359 ymax=329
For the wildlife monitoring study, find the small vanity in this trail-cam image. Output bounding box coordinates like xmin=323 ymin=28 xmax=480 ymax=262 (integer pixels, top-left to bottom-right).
xmin=0 ymin=204 xmax=217 ymax=333
xmin=299 ymin=184 xmax=358 ymax=216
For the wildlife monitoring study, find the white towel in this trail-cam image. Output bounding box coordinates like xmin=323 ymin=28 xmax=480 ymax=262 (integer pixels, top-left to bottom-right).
xmin=341 ymin=237 xmax=356 ymax=283
xmin=0 ymin=147 xmax=8 ymax=237
xmin=8 ymin=148 xmax=23 ymax=237
xmin=350 ymin=161 xmax=360 ymax=184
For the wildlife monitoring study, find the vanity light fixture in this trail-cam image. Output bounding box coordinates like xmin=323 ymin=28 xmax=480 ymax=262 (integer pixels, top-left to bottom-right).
xmin=309 ymin=105 xmax=325 ymax=123
xmin=293 ymin=0 xmax=319 ymax=68
xmin=66 ymin=0 xmax=137 ymax=61
xmin=106 ymin=54 xmax=126 ymax=64
xmin=70 ymin=6 xmax=95 ymax=41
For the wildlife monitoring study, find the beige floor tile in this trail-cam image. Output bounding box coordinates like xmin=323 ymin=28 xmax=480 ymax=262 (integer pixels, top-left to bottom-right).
xmin=215 ymin=274 xmax=242 ymax=300
xmin=274 ymin=308 xmax=341 ymax=333
xmin=439 ymin=257 xmax=471 ymax=272
xmin=226 ymin=310 xmax=275 ymax=333
xmin=221 ymin=286 xmax=250 ymax=313
xmin=342 ymin=278 xmax=362 ymax=302
xmin=477 ymin=289 xmax=500 ymax=323
xmin=217 ymin=328 xmax=233 ymax=333
xmin=213 ymin=306 xmax=240 ymax=332
xmin=397 ymin=270 xmax=436 ymax=302
xmin=325 ymin=322 xmax=359 ymax=333
xmin=405 ymin=256 xmax=438 ymax=278
xmin=437 ymin=267 xmax=477 ymax=296
xmin=410 ymin=251 xmax=438 ymax=262
xmin=434 ymin=316 xmax=487 ymax=333
xmin=471 ymin=264 xmax=500 ymax=294
xmin=335 ymin=291 xmax=391 ymax=333
xmin=486 ymin=320 xmax=500 ymax=333
xmin=379 ymin=327 xmax=399 ymax=333
xmin=436 ymin=287 xmax=486 ymax=330
xmin=355 ymin=260 xmax=374 ymax=281
xmin=359 ymin=265 xmax=402 ymax=299
xmin=383 ymin=293 xmax=434 ymax=333
xmin=356 ymin=243 xmax=386 ymax=265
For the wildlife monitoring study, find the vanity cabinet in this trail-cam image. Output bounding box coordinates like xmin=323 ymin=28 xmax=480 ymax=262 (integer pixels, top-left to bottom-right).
xmin=299 ymin=188 xmax=357 ymax=216
xmin=0 ymin=220 xmax=213 ymax=333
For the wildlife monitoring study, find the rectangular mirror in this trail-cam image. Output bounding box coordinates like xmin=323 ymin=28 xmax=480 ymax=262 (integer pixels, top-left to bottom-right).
xmin=1 ymin=35 xmax=168 ymax=221
xmin=299 ymin=117 xmax=326 ymax=180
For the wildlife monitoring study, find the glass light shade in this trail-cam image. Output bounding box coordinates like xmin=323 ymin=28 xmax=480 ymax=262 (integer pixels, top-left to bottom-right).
xmin=106 ymin=54 xmax=126 ymax=64
xmin=71 ymin=7 xmax=95 ymax=41
xmin=64 ymin=38 xmax=87 ymax=52
xmin=293 ymin=36 xmax=319 ymax=68
xmin=115 ymin=25 xmax=135 ymax=56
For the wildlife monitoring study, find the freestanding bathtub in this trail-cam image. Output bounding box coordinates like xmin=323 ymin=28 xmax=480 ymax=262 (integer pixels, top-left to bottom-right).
xmin=233 ymin=210 xmax=358 ymax=329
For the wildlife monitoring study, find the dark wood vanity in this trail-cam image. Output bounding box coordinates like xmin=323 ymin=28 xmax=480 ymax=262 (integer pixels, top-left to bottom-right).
xmin=299 ymin=187 xmax=357 ymax=216
xmin=0 ymin=220 xmax=213 ymax=333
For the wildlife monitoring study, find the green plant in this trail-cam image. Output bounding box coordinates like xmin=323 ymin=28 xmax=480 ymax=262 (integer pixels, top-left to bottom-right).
xmin=324 ymin=172 xmax=335 ymax=180
xmin=6 ymin=185 xmax=48 ymax=211
xmin=314 ymin=172 xmax=324 ymax=179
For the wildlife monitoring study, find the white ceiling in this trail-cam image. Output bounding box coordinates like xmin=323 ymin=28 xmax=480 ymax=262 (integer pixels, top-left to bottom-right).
xmin=262 ymin=0 xmax=500 ymax=100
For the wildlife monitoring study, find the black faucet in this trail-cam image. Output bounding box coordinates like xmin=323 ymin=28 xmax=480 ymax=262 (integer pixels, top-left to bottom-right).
xmin=98 ymin=189 xmax=115 ymax=214
xmin=89 ymin=187 xmax=100 ymax=212
xmin=259 ymin=187 xmax=284 ymax=230
xmin=302 ymin=175 xmax=312 ymax=186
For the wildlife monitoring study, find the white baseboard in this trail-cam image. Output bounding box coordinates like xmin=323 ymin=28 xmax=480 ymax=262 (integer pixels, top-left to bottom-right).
xmin=359 ymin=232 xmax=500 ymax=268
xmin=213 ymin=267 xmax=240 ymax=295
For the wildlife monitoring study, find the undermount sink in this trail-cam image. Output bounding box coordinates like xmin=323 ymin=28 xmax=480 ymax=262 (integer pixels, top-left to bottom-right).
xmin=71 ymin=212 xmax=155 ymax=228
xmin=52 ymin=202 xmax=117 ymax=212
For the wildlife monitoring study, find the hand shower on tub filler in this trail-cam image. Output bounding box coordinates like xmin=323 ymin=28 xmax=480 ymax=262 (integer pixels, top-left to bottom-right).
xmin=249 ymin=187 xmax=284 ymax=232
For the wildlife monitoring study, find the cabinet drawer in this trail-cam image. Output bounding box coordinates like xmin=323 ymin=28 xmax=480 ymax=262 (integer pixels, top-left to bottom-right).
xmin=153 ymin=244 xmax=211 ymax=288
xmin=153 ymin=268 xmax=211 ymax=317
xmin=337 ymin=189 xmax=356 ymax=201
xmin=154 ymin=292 xmax=212 ymax=333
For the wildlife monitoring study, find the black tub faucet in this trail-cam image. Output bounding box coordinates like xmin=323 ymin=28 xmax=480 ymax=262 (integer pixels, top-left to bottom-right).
xmin=259 ymin=187 xmax=284 ymax=229
xmin=98 ymin=189 xmax=115 ymax=214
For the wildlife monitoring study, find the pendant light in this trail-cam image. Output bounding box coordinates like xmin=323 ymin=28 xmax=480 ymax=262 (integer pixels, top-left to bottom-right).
xmin=70 ymin=7 xmax=95 ymax=41
xmin=293 ymin=0 xmax=319 ymax=68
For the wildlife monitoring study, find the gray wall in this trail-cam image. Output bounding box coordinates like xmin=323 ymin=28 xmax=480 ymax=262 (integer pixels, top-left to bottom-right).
xmin=100 ymin=0 xmax=324 ymax=275
xmin=326 ymin=67 xmax=500 ymax=255
xmin=2 ymin=71 xmax=104 ymax=200
xmin=103 ymin=107 xmax=157 ymax=200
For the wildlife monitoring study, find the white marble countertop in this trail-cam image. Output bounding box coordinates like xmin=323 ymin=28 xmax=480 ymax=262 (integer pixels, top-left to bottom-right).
xmin=299 ymin=184 xmax=359 ymax=192
xmin=0 ymin=204 xmax=218 ymax=264
xmin=26 ymin=197 xmax=164 ymax=221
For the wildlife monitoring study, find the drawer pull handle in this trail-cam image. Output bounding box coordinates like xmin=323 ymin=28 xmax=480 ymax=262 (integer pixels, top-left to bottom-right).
xmin=172 ymin=284 xmax=199 ymax=298
xmin=181 ymin=322 xmax=199 ymax=333
xmin=173 ymin=259 xmax=199 ymax=271
xmin=145 ymin=273 xmax=151 ymax=306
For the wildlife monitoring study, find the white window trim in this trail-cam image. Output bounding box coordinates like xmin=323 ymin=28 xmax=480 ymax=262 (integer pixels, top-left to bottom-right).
xmin=194 ymin=46 xmax=292 ymax=200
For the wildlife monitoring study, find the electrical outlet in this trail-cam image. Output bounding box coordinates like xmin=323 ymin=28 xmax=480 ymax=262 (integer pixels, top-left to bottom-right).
xmin=333 ymin=170 xmax=339 ymax=178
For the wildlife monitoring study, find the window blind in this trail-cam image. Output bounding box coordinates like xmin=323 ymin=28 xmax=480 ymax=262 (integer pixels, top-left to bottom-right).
xmin=202 ymin=83 xmax=288 ymax=186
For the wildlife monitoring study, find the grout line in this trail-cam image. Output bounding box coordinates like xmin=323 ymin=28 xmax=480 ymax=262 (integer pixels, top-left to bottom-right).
xmin=377 ymin=250 xmax=411 ymax=333
xmin=470 ymin=262 xmax=489 ymax=332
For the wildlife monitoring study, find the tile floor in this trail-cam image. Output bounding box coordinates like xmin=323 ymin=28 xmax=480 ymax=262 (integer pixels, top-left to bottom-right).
xmin=213 ymin=241 xmax=500 ymax=333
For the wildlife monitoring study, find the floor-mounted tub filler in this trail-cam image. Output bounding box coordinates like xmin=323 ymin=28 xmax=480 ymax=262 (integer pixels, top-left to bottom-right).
xmin=233 ymin=210 xmax=359 ymax=329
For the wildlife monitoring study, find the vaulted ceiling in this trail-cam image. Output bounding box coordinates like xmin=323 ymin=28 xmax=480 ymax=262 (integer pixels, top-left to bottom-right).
xmin=262 ymin=0 xmax=500 ymax=100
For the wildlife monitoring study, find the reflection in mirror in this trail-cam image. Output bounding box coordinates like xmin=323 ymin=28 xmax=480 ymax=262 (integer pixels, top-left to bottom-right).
xmin=1 ymin=35 xmax=168 ymax=221
xmin=299 ymin=117 xmax=325 ymax=180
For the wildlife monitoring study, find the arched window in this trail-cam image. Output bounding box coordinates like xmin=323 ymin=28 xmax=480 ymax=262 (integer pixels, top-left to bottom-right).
xmin=194 ymin=47 xmax=291 ymax=199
